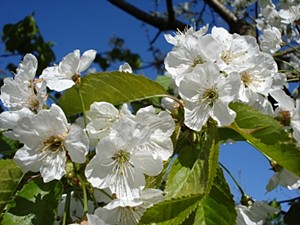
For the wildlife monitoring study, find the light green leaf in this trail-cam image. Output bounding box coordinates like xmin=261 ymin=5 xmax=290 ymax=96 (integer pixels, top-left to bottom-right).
xmin=0 ymin=160 xmax=23 ymax=213
xmin=229 ymin=102 xmax=300 ymax=176
xmin=192 ymin=167 xmax=236 ymax=225
xmin=59 ymin=72 xmax=167 ymax=116
xmin=155 ymin=75 xmax=173 ymax=91
xmin=139 ymin=194 xmax=203 ymax=225
xmin=165 ymin=121 xmax=219 ymax=198
xmin=2 ymin=178 xmax=63 ymax=225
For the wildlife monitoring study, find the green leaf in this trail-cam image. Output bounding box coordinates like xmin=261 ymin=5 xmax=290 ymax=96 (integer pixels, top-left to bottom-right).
xmin=0 ymin=133 xmax=19 ymax=157
xmin=2 ymin=178 xmax=63 ymax=225
xmin=0 ymin=160 xmax=23 ymax=213
xmin=155 ymin=75 xmax=173 ymax=91
xmin=165 ymin=121 xmax=219 ymax=198
xmin=59 ymin=72 xmax=167 ymax=116
xmin=218 ymin=127 xmax=245 ymax=143
xmin=229 ymin=102 xmax=300 ymax=176
xmin=192 ymin=167 xmax=236 ymax=225
xmin=139 ymin=194 xmax=203 ymax=225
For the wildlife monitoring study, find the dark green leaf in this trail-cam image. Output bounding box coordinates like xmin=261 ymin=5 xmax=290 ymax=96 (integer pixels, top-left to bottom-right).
xmin=59 ymin=72 xmax=167 ymax=116
xmin=229 ymin=102 xmax=300 ymax=176
xmin=165 ymin=121 xmax=219 ymax=198
xmin=0 ymin=160 xmax=23 ymax=213
xmin=2 ymin=178 xmax=63 ymax=225
xmin=284 ymin=200 xmax=300 ymax=225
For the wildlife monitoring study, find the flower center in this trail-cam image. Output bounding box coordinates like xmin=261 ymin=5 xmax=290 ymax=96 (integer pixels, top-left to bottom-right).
xmin=111 ymin=149 xmax=131 ymax=176
xmin=241 ymin=72 xmax=252 ymax=87
xmin=202 ymin=88 xmax=219 ymax=106
xmin=71 ymin=73 xmax=81 ymax=84
xmin=27 ymin=94 xmax=40 ymax=113
xmin=221 ymin=51 xmax=234 ymax=64
xmin=42 ymin=134 xmax=66 ymax=153
xmin=191 ymin=57 xmax=205 ymax=67
xmin=112 ymin=149 xmax=130 ymax=164
xmin=277 ymin=110 xmax=291 ymax=126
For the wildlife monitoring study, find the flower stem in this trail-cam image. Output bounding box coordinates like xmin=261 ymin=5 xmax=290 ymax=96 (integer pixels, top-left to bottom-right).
xmin=219 ymin=162 xmax=245 ymax=196
xmin=62 ymin=191 xmax=71 ymax=225
xmin=76 ymin=174 xmax=89 ymax=215
xmin=76 ymin=87 xmax=88 ymax=127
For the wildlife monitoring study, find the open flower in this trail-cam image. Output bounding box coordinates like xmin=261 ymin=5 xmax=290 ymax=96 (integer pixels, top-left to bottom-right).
xmin=94 ymin=189 xmax=163 ymax=225
xmin=85 ymin=118 xmax=163 ymax=199
xmin=178 ymin=62 xmax=240 ymax=131
xmin=211 ymin=26 xmax=260 ymax=73
xmin=164 ymin=35 xmax=219 ymax=85
xmin=0 ymin=53 xmax=46 ymax=112
xmin=13 ymin=104 xmax=89 ymax=182
xmin=40 ymin=49 xmax=96 ymax=91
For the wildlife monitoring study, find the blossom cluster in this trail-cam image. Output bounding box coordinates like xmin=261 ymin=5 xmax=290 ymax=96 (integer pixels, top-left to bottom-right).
xmin=0 ymin=50 xmax=173 ymax=224
xmin=164 ymin=23 xmax=300 ymax=224
xmin=0 ymin=13 xmax=300 ymax=223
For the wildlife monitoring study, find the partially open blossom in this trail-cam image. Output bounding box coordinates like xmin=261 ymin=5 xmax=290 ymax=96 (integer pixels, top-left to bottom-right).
xmin=236 ymin=201 xmax=279 ymax=225
xmin=266 ymin=166 xmax=300 ymax=192
xmin=40 ymin=49 xmax=96 ymax=91
xmin=119 ymin=62 xmax=132 ymax=73
xmin=0 ymin=53 xmax=47 ymax=112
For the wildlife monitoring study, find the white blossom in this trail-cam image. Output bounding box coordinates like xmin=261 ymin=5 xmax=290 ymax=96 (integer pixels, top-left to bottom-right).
xmin=119 ymin=62 xmax=132 ymax=73
xmin=0 ymin=53 xmax=47 ymax=112
xmin=260 ymin=27 xmax=282 ymax=54
xmin=94 ymin=189 xmax=163 ymax=225
xmin=236 ymin=201 xmax=279 ymax=225
xmin=86 ymin=102 xmax=132 ymax=147
xmin=164 ymin=24 xmax=208 ymax=47
xmin=238 ymin=52 xmax=277 ymax=103
xmin=134 ymin=105 xmax=175 ymax=160
xmin=178 ymin=62 xmax=240 ymax=131
xmin=279 ymin=4 xmax=300 ymax=24
xmin=211 ymin=26 xmax=260 ymax=74
xmin=164 ymin=34 xmax=220 ymax=85
xmin=266 ymin=167 xmax=300 ymax=192
xmin=40 ymin=49 xmax=96 ymax=91
xmin=85 ymin=118 xmax=164 ymax=199
xmin=13 ymin=104 xmax=89 ymax=182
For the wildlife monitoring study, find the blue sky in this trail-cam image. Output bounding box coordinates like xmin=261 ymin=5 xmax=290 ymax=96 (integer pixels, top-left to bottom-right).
xmin=1 ymin=0 xmax=299 ymax=208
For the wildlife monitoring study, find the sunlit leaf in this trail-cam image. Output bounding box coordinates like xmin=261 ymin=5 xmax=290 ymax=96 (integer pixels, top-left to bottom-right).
xmin=139 ymin=194 xmax=203 ymax=225
xmin=0 ymin=160 xmax=23 ymax=213
xmin=59 ymin=72 xmax=167 ymax=116
xmin=229 ymin=102 xmax=300 ymax=176
xmin=192 ymin=167 xmax=236 ymax=225
xmin=165 ymin=121 xmax=219 ymax=198
xmin=2 ymin=178 xmax=63 ymax=225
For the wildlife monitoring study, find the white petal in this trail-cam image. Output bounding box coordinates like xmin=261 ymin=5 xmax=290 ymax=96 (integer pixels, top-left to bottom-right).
xmin=184 ymin=101 xmax=211 ymax=131
xmin=13 ymin=145 xmax=41 ymax=173
xmin=40 ymin=66 xmax=75 ymax=92
xmin=15 ymin=53 xmax=38 ymax=81
xmin=40 ymin=150 xmax=66 ymax=182
xmin=65 ymin=124 xmax=89 ymax=163
xmin=59 ymin=50 xmax=80 ymax=76
xmin=32 ymin=104 xmax=68 ymax=140
xmin=78 ymin=49 xmax=96 ymax=72
xmin=270 ymin=89 xmax=295 ymax=110
xmin=132 ymin=149 xmax=163 ymax=176
xmin=211 ymin=101 xmax=236 ymax=126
